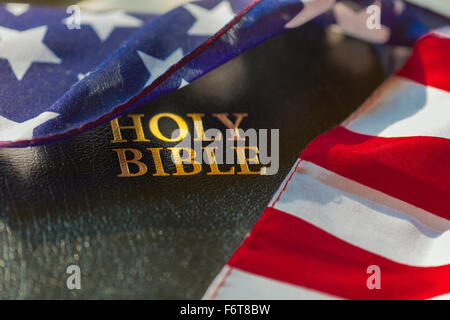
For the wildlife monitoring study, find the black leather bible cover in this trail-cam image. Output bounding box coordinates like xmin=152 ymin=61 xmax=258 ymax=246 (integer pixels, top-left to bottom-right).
xmin=0 ymin=24 xmax=384 ymax=298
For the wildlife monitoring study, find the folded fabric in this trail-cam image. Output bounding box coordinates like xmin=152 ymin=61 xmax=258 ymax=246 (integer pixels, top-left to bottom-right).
xmin=0 ymin=0 xmax=438 ymax=146
xmin=204 ymin=28 xmax=450 ymax=300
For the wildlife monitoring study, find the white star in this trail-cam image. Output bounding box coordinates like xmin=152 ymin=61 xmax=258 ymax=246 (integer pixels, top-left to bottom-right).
xmin=184 ymin=1 xmax=235 ymax=36
xmin=178 ymin=78 xmax=189 ymax=89
xmin=64 ymin=10 xmax=143 ymax=41
xmin=0 ymin=26 xmax=61 ymax=81
xmin=5 ymin=3 xmax=30 ymax=16
xmin=137 ymin=48 xmax=184 ymax=88
xmin=332 ymin=1 xmax=390 ymax=43
xmin=0 ymin=112 xmax=59 ymax=141
xmin=285 ymin=0 xmax=336 ymax=29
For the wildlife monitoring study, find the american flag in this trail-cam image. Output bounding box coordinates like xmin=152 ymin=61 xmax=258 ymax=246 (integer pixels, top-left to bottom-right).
xmin=0 ymin=0 xmax=448 ymax=299
xmin=204 ymin=28 xmax=450 ymax=300
xmin=0 ymin=0 xmax=441 ymax=146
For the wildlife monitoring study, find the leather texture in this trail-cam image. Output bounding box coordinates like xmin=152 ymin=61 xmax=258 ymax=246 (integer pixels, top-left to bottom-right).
xmin=0 ymin=24 xmax=384 ymax=298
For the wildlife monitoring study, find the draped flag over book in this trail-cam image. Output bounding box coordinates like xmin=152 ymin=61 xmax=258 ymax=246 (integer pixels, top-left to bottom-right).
xmin=0 ymin=0 xmax=448 ymax=300
xmin=204 ymin=28 xmax=450 ymax=300
xmin=0 ymin=0 xmax=444 ymax=146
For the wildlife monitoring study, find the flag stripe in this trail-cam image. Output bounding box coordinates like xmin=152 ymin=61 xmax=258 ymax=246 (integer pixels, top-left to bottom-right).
xmin=301 ymin=126 xmax=450 ymax=220
xmin=342 ymin=76 xmax=450 ymax=139
xmin=396 ymin=32 xmax=450 ymax=92
xmin=204 ymin=266 xmax=341 ymax=300
xmin=267 ymin=158 xmax=302 ymax=208
xmin=294 ymin=161 xmax=450 ymax=233
xmin=272 ymin=160 xmax=450 ymax=267
xmin=429 ymin=293 xmax=450 ymax=300
xmin=227 ymin=207 xmax=450 ymax=300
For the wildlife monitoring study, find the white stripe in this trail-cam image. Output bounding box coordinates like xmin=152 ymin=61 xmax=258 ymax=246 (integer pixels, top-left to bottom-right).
xmin=273 ymin=160 xmax=450 ymax=267
xmin=429 ymin=293 xmax=450 ymax=300
xmin=204 ymin=266 xmax=340 ymax=300
xmin=203 ymin=265 xmax=232 ymax=300
xmin=267 ymin=159 xmax=301 ymax=208
xmin=296 ymin=161 xmax=450 ymax=233
xmin=343 ymin=76 xmax=450 ymax=139
xmin=430 ymin=26 xmax=450 ymax=39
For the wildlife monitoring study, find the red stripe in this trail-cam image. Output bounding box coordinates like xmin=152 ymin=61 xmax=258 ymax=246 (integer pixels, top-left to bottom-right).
xmin=300 ymin=126 xmax=450 ymax=220
xmin=229 ymin=207 xmax=450 ymax=300
xmin=397 ymin=33 xmax=450 ymax=92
